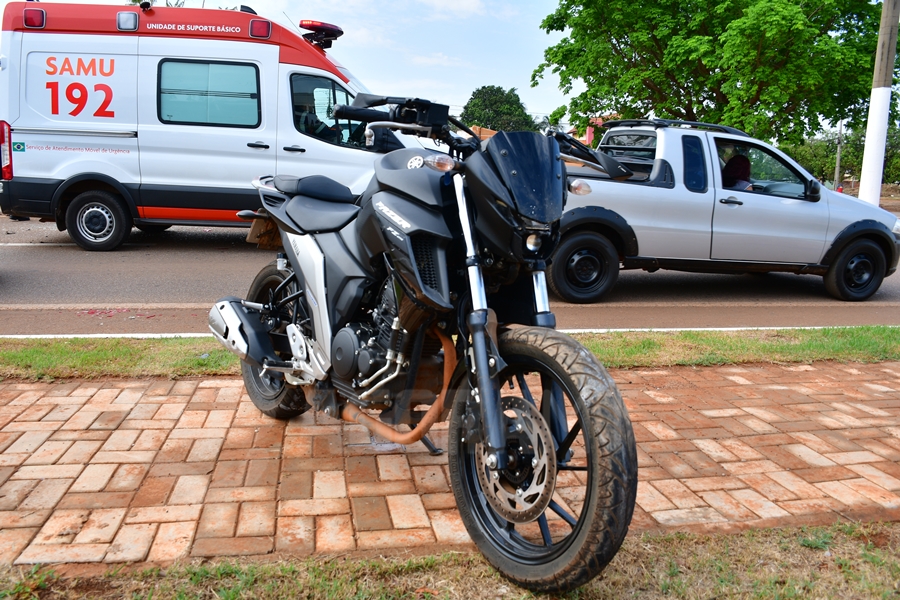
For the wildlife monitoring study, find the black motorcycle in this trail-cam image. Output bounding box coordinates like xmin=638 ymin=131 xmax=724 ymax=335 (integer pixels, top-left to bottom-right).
xmin=209 ymin=94 xmax=637 ymax=592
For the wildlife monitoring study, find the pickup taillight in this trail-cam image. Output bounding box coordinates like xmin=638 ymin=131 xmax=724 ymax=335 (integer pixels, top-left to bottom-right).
xmin=0 ymin=121 xmax=12 ymax=180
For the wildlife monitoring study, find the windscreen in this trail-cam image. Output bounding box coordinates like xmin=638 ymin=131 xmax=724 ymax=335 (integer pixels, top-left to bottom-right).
xmin=483 ymin=132 xmax=564 ymax=224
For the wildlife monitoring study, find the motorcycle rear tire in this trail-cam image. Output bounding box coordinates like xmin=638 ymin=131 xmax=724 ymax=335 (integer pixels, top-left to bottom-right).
xmin=242 ymin=262 xmax=310 ymax=420
xmin=448 ymin=327 xmax=636 ymax=593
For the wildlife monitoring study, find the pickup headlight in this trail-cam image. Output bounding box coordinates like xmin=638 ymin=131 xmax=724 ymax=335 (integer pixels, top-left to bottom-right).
xmin=893 ymin=218 xmax=900 ymax=236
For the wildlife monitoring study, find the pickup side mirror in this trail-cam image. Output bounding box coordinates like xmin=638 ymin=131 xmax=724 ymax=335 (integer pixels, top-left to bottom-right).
xmin=807 ymin=179 xmax=822 ymax=202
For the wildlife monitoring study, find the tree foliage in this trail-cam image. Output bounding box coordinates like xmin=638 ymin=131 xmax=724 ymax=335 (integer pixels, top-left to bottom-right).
xmin=460 ymin=86 xmax=539 ymax=132
xmin=780 ymin=126 xmax=900 ymax=184
xmin=533 ymin=0 xmax=883 ymax=143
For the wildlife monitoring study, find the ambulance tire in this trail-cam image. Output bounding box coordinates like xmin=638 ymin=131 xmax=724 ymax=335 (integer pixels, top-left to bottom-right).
xmin=66 ymin=191 xmax=132 ymax=251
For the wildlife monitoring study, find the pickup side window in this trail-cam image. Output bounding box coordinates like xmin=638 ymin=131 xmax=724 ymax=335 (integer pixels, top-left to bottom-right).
xmin=715 ymin=139 xmax=805 ymax=198
xmin=682 ymin=135 xmax=707 ymax=193
xmin=291 ymin=74 xmax=367 ymax=148
xmin=158 ymin=59 xmax=260 ymax=128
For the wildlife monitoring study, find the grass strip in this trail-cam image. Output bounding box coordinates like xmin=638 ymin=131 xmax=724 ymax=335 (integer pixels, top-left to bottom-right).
xmin=0 ymin=326 xmax=897 ymax=380
xmin=1 ymin=521 xmax=897 ymax=599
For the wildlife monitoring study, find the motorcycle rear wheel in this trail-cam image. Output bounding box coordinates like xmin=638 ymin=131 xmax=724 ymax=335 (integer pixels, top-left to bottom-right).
xmin=448 ymin=327 xmax=636 ymax=593
xmin=241 ymin=262 xmax=310 ymax=420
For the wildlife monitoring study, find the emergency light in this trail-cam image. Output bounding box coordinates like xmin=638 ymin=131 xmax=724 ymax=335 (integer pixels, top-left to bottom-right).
xmin=23 ymin=8 xmax=45 ymax=29
xmin=249 ymin=19 xmax=271 ymax=39
xmin=299 ymin=20 xmax=343 ymax=49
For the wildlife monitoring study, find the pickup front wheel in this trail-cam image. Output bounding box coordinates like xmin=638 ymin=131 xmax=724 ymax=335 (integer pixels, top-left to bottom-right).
xmin=548 ymin=232 xmax=619 ymax=303
xmin=824 ymin=238 xmax=886 ymax=301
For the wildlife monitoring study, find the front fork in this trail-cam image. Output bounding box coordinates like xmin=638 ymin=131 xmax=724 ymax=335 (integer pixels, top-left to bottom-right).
xmin=453 ymin=174 xmax=552 ymax=471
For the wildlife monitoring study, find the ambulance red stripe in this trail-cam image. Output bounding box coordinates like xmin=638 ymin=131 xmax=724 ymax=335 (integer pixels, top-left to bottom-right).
xmin=137 ymin=207 xmax=247 ymax=222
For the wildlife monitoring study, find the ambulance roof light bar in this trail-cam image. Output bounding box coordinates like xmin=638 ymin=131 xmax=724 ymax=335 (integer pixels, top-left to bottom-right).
xmin=299 ymin=20 xmax=343 ymax=49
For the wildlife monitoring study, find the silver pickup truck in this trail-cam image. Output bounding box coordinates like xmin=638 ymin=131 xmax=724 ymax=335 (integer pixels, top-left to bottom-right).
xmin=551 ymin=119 xmax=900 ymax=302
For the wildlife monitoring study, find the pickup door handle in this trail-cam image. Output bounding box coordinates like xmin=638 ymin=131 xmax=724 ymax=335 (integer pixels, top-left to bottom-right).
xmin=283 ymin=146 xmax=306 ymax=153
xmin=247 ymin=142 xmax=270 ymax=149
xmin=719 ymin=198 xmax=743 ymax=206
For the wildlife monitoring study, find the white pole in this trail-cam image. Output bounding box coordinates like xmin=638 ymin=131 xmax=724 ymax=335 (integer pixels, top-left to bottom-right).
xmin=858 ymin=0 xmax=900 ymax=206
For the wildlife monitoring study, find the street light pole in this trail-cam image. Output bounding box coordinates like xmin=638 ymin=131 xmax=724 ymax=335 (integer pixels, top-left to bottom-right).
xmin=858 ymin=0 xmax=900 ymax=206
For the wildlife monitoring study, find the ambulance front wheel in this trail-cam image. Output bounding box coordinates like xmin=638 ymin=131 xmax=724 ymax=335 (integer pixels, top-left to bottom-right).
xmin=65 ymin=191 xmax=132 ymax=251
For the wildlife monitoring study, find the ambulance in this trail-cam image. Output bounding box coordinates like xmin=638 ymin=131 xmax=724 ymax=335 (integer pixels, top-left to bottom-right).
xmin=0 ymin=2 xmax=404 ymax=250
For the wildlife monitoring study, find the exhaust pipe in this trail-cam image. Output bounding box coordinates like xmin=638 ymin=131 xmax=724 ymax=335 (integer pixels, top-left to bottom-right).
xmin=208 ymin=297 xmax=276 ymax=367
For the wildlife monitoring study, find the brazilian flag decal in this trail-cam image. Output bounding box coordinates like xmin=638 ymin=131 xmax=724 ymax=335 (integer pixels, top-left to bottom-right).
xmin=12 ymin=142 xmax=25 ymax=152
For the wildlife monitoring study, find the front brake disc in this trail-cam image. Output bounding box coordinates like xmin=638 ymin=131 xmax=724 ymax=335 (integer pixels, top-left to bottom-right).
xmin=475 ymin=396 xmax=557 ymax=524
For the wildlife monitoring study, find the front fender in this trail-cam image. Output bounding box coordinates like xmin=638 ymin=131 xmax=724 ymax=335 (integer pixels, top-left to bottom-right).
xmin=822 ymin=220 xmax=900 ymax=274
xmin=51 ymin=173 xmax=139 ymax=219
xmin=559 ymin=205 xmax=639 ymax=257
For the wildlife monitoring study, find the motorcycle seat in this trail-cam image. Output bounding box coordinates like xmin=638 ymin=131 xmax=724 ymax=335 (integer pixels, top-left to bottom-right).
xmin=285 ymin=195 xmax=359 ymax=234
xmin=273 ymin=175 xmax=355 ymax=204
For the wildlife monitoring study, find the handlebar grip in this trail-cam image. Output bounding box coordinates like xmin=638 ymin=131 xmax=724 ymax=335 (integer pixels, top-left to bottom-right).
xmin=333 ymin=104 xmax=389 ymax=123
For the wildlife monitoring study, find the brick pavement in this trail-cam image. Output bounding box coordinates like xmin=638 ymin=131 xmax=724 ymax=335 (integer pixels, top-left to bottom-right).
xmin=1 ymin=361 xmax=899 ymax=566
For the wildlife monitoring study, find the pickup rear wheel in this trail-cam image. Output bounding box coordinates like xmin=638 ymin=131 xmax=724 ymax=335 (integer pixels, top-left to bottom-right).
xmin=824 ymin=238 xmax=886 ymax=301
xmin=548 ymin=232 xmax=619 ymax=303
xmin=65 ymin=190 xmax=132 ymax=251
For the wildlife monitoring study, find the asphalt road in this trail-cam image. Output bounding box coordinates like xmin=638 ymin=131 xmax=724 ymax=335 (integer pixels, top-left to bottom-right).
xmin=1 ymin=217 xmax=899 ymax=335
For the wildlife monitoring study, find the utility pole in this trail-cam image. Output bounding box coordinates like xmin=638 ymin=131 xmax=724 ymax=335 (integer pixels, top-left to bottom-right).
xmin=858 ymin=0 xmax=900 ymax=206
xmin=834 ymin=120 xmax=843 ymax=191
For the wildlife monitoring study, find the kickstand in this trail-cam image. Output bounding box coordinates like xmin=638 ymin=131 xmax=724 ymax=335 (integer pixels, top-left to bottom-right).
xmin=420 ymin=435 xmax=444 ymax=456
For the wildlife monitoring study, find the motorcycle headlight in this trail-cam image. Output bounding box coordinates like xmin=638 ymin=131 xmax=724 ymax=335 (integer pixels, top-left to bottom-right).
xmin=526 ymin=234 xmax=543 ymax=252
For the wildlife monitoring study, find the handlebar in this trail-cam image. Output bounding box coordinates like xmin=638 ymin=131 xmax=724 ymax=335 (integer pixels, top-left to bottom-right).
xmin=332 ymin=105 xmax=390 ymax=123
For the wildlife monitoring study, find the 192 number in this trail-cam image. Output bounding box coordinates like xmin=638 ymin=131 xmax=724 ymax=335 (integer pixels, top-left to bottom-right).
xmin=46 ymin=82 xmax=115 ymax=118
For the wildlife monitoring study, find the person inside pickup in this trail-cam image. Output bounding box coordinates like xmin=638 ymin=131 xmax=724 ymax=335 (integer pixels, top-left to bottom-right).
xmin=722 ymin=154 xmax=753 ymax=191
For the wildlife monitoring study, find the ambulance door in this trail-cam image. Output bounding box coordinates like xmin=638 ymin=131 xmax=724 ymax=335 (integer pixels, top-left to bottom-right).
xmin=276 ymin=66 xmax=382 ymax=193
xmin=136 ymin=38 xmax=278 ymax=223
xmin=16 ymin=34 xmax=139 ymax=213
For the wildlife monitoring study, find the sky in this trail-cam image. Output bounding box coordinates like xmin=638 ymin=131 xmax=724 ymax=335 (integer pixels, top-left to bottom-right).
xmin=0 ymin=0 xmax=581 ymax=125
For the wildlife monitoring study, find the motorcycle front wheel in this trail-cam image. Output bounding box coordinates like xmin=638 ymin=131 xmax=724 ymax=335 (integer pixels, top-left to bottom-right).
xmin=241 ymin=262 xmax=310 ymax=420
xmin=448 ymin=327 xmax=637 ymax=593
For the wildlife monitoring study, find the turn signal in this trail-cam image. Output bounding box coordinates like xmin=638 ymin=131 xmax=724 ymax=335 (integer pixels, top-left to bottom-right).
xmin=424 ymin=154 xmax=460 ymax=173
xmin=568 ymin=179 xmax=592 ymax=195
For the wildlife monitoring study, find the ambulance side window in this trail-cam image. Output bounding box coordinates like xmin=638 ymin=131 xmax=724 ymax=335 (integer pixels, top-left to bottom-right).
xmin=290 ymin=74 xmax=366 ymax=148
xmin=158 ymin=59 xmax=260 ymax=128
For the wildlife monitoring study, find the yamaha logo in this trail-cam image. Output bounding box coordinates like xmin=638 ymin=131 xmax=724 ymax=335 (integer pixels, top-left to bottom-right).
xmin=375 ymin=201 xmax=412 ymax=230
xmin=407 ymin=156 xmax=424 ymax=169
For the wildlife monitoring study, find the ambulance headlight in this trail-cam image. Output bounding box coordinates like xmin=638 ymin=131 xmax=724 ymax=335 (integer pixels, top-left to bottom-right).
xmin=892 ymin=218 xmax=900 ymax=236
xmin=117 ymin=12 xmax=139 ymax=31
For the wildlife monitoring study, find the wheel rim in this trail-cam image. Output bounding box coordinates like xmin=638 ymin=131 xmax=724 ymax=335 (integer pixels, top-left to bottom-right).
xmin=76 ymin=202 xmax=115 ymax=243
xmin=566 ymin=249 xmax=604 ymax=291
xmin=843 ymin=253 xmax=875 ymax=290
xmin=455 ymin=354 xmax=592 ymax=564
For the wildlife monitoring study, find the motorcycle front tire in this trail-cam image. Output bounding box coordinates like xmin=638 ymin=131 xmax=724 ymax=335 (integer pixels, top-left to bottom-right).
xmin=448 ymin=326 xmax=637 ymax=593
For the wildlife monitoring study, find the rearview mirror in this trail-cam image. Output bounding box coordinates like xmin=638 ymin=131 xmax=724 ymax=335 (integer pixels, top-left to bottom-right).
xmin=807 ymin=179 xmax=821 ymax=202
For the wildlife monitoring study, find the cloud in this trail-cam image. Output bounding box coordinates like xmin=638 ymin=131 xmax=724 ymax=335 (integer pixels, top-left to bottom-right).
xmin=415 ymin=0 xmax=484 ymax=19
xmin=410 ymin=52 xmax=470 ymax=68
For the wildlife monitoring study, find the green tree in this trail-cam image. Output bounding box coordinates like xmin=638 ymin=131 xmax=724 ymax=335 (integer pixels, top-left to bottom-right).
xmin=460 ymin=86 xmax=539 ymax=132
xmin=533 ymin=0 xmax=883 ymax=143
